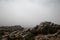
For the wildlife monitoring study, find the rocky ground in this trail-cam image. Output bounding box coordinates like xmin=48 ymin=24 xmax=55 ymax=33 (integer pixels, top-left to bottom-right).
xmin=0 ymin=21 xmax=60 ymax=40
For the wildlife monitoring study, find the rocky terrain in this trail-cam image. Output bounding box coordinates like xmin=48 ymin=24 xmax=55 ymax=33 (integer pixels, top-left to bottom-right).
xmin=0 ymin=21 xmax=60 ymax=40
xmin=0 ymin=25 xmax=24 ymax=37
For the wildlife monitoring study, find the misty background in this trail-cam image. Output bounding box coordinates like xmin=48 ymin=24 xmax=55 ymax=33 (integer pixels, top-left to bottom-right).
xmin=0 ymin=0 xmax=60 ymax=27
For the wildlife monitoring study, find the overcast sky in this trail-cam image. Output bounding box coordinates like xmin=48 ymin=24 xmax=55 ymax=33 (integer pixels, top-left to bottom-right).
xmin=0 ymin=0 xmax=60 ymax=27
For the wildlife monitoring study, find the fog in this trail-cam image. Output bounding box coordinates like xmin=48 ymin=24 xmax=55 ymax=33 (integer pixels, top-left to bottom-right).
xmin=0 ymin=0 xmax=60 ymax=27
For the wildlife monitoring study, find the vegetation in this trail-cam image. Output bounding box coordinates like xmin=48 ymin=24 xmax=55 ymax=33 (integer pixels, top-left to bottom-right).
xmin=0 ymin=21 xmax=60 ymax=40
xmin=25 ymin=33 xmax=35 ymax=40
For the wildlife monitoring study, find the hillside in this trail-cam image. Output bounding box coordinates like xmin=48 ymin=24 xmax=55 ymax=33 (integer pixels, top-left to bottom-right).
xmin=0 ymin=25 xmax=24 ymax=37
xmin=0 ymin=21 xmax=60 ymax=40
